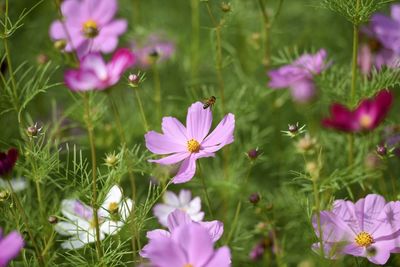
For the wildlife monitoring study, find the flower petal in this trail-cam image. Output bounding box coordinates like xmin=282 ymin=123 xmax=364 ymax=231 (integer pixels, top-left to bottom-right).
xmin=106 ymin=48 xmax=135 ymax=84
xmin=202 ymin=113 xmax=235 ymax=152
xmin=162 ymin=117 xmax=188 ymax=145
xmin=0 ymin=231 xmax=24 ymax=266
xmin=172 ymin=154 xmax=197 ymax=184
xmin=205 ymin=246 xmax=231 ymax=267
xmin=149 ymin=152 xmax=189 ymax=165
xmin=355 ymin=194 xmax=386 ymax=233
xmin=186 ymin=102 xmax=212 ymax=142
xmin=145 ymin=131 xmax=187 ymax=155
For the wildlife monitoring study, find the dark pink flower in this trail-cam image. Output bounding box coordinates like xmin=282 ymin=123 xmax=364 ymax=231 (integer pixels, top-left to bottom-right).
xmin=322 ymin=90 xmax=393 ymax=133
xmin=0 ymin=148 xmax=18 ymax=177
xmin=49 ymin=0 xmax=127 ymax=57
xmin=0 ymin=228 xmax=24 ymax=267
xmin=64 ymin=48 xmax=135 ymax=91
xmin=145 ymin=102 xmax=235 ymax=184
xmin=268 ymin=49 xmax=329 ymax=103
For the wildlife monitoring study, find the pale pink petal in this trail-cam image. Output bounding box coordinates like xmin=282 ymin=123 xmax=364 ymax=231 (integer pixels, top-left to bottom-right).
xmin=141 ymin=236 xmax=187 ymax=266
xmin=153 ymin=204 xmax=176 ymax=227
xmin=355 ymin=194 xmax=386 ymax=233
xmin=149 ymin=152 xmax=189 ymax=165
xmin=367 ymin=241 xmax=393 ymax=265
xmin=90 ymin=0 xmax=117 ymax=24
xmin=179 ymin=190 xmax=192 ymax=204
xmin=391 ymin=5 xmax=400 ymax=23
xmin=61 ymin=0 xmax=83 ymax=24
xmin=186 ymin=102 xmax=213 ymax=142
xmin=199 ymin=220 xmax=224 ymax=242
xmin=100 ymin=19 xmax=127 ymax=36
xmin=164 ymin=191 xmax=180 ymax=206
xmin=173 ymin=154 xmax=197 ymax=184
xmin=162 ymin=117 xmax=188 ymax=145
xmin=167 ymin=209 xmax=192 ymax=231
xmin=80 ymin=53 xmax=108 ymax=81
xmin=202 ymin=113 xmax=235 ymax=152
xmin=145 ymin=131 xmax=187 ymax=155
xmin=49 ymin=21 xmax=67 ymax=40
xmin=205 ymin=246 xmax=231 ymax=267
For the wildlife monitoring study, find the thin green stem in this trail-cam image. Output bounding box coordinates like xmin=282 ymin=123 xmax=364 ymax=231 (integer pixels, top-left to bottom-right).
xmin=83 ymin=94 xmax=103 ymax=261
xmin=190 ymin=0 xmax=200 ymax=81
xmin=348 ymin=134 xmax=354 ymax=166
xmin=257 ymin=0 xmax=271 ymax=68
xmin=134 ymin=88 xmax=149 ymax=132
xmin=153 ymin=65 xmax=162 ymax=123
xmin=225 ymin=163 xmax=254 ymax=244
xmin=35 ymin=180 xmax=44 ymax=219
xmin=7 ymin=179 xmax=44 ymax=267
xmin=350 ymin=0 xmax=360 ymax=102
xmin=198 ymin=162 xmax=214 ymax=218
xmin=108 ymin=95 xmax=126 ymax=144
xmin=205 ymin=2 xmax=226 ymax=113
xmin=312 ymin=178 xmax=325 ymax=258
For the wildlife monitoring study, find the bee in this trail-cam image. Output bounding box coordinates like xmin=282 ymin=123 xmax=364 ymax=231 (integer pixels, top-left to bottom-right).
xmin=203 ymin=96 xmax=216 ymax=109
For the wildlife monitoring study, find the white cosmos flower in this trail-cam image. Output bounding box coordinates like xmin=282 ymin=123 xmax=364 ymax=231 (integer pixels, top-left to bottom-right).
xmin=0 ymin=177 xmax=27 ymax=192
xmin=153 ymin=189 xmax=204 ymax=227
xmin=54 ymin=185 xmax=133 ymax=249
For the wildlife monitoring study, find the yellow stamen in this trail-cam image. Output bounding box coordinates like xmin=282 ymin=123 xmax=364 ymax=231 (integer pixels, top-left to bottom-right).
xmin=83 ymin=19 xmax=99 ymax=38
xmin=355 ymin=231 xmax=374 ymax=247
xmin=187 ymin=139 xmax=200 ymax=153
xmin=359 ymin=114 xmax=373 ymax=129
xmin=183 ymin=264 xmax=194 ymax=267
xmin=108 ymin=202 xmax=119 ymax=213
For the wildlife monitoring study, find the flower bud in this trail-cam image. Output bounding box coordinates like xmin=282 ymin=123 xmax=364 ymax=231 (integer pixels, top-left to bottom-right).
xmin=36 ymin=54 xmax=49 ymax=65
xmin=247 ymin=148 xmax=260 ymax=160
xmin=48 ymin=215 xmax=58 ymax=224
xmin=249 ymin=193 xmax=261 ymax=204
xmin=376 ymin=145 xmax=387 ymax=156
xmin=54 ymin=39 xmax=67 ymax=51
xmin=221 ymin=2 xmax=231 ymax=12
xmin=104 ymin=152 xmax=118 ymax=168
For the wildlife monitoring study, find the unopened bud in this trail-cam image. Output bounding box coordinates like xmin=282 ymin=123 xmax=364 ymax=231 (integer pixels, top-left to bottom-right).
xmin=376 ymin=145 xmax=387 ymax=156
xmin=221 ymin=2 xmax=231 ymax=12
xmin=54 ymin=39 xmax=67 ymax=51
xmin=249 ymin=193 xmax=261 ymax=204
xmin=36 ymin=54 xmax=49 ymax=65
xmin=48 ymin=215 xmax=58 ymax=224
xmin=247 ymin=148 xmax=260 ymax=160
xmin=104 ymin=152 xmax=118 ymax=168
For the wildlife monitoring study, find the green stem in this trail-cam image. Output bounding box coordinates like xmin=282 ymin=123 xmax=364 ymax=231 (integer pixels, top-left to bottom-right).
xmin=198 ymin=162 xmax=214 ymax=218
xmin=7 ymin=180 xmax=44 ymax=267
xmin=108 ymin=95 xmax=126 ymax=144
xmin=190 ymin=0 xmax=200 ymax=81
xmin=134 ymin=88 xmax=149 ymax=132
xmin=225 ymin=163 xmax=254 ymax=244
xmin=204 ymin=2 xmax=226 ymax=113
xmin=83 ymin=94 xmax=103 ymax=261
xmin=153 ymin=65 xmax=162 ymax=123
xmin=312 ymin=178 xmax=325 ymax=258
xmin=257 ymin=0 xmax=271 ymax=68
xmin=350 ymin=0 xmax=360 ymax=102
xmin=348 ymin=134 xmax=354 ymax=166
xmin=35 ymin=180 xmax=44 ymax=219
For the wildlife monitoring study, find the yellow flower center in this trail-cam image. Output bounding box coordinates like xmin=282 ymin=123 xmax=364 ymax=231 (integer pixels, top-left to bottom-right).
xmin=108 ymin=202 xmax=119 ymax=214
xmin=359 ymin=114 xmax=373 ymax=129
xmin=187 ymin=139 xmax=200 ymax=153
xmin=183 ymin=264 xmax=194 ymax=267
xmin=355 ymin=231 xmax=374 ymax=247
xmin=83 ymin=19 xmax=99 ymax=38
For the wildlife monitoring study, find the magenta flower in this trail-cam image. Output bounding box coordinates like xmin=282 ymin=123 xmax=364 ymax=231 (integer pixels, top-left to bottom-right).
xmin=268 ymin=49 xmax=329 ymax=103
xmin=322 ymin=90 xmax=393 ymax=133
xmin=312 ymin=194 xmax=400 ymax=264
xmin=64 ymin=48 xmax=135 ymax=91
xmin=132 ymin=34 xmax=175 ymax=69
xmin=145 ymin=102 xmax=235 ymax=184
xmin=0 ymin=148 xmax=18 ymax=177
xmin=49 ymin=0 xmax=127 ymax=56
xmin=141 ymin=211 xmax=230 ymax=267
xmin=0 ymin=228 xmax=24 ymax=267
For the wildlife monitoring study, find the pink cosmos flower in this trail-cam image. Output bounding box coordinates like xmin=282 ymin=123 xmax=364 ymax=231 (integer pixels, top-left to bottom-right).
xmin=0 ymin=228 xmax=24 ymax=267
xmin=49 ymin=0 xmax=127 ymax=57
xmin=132 ymin=34 xmax=175 ymax=69
xmin=0 ymin=148 xmax=18 ymax=177
xmin=322 ymin=90 xmax=393 ymax=133
xmin=64 ymin=48 xmax=135 ymax=91
xmin=145 ymin=102 xmax=235 ymax=184
xmin=312 ymin=194 xmax=400 ymax=265
xmin=141 ymin=210 xmax=230 ymax=267
xmin=268 ymin=49 xmax=329 ymax=103
xmin=153 ymin=190 xmax=205 ymax=227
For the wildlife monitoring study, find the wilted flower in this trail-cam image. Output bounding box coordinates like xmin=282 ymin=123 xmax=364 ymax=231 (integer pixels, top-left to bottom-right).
xmin=141 ymin=210 xmax=230 ymax=267
xmin=54 ymin=185 xmax=133 ymax=249
xmin=153 ymin=190 xmax=204 ymax=227
xmin=322 ymin=90 xmax=393 ymax=133
xmin=145 ymin=102 xmax=235 ymax=184
xmin=268 ymin=49 xmax=329 ymax=103
xmin=49 ymin=0 xmax=127 ymax=56
xmin=0 ymin=148 xmax=18 ymax=178
xmin=0 ymin=228 xmax=24 ymax=266
xmin=132 ymin=34 xmax=175 ymax=69
xmin=64 ymin=48 xmax=135 ymax=91
xmin=312 ymin=194 xmax=400 ymax=264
